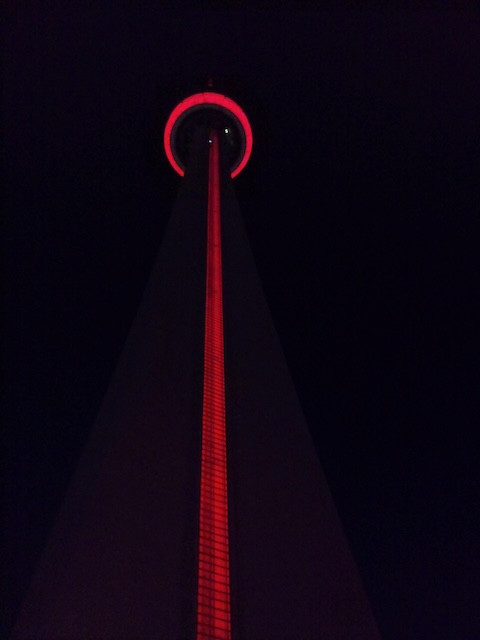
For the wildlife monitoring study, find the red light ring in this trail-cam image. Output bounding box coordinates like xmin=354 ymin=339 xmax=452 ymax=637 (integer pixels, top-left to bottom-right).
xmin=164 ymin=92 xmax=253 ymax=179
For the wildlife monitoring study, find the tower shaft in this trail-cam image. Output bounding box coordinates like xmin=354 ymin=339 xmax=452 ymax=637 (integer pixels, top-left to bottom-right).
xmin=197 ymin=131 xmax=231 ymax=639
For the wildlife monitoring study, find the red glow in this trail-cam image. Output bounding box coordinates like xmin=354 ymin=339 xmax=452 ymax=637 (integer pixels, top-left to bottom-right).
xmin=196 ymin=131 xmax=232 ymax=639
xmin=164 ymin=92 xmax=253 ymax=179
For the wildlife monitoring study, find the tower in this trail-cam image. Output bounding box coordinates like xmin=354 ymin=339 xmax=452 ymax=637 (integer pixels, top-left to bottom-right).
xmin=12 ymin=91 xmax=381 ymax=639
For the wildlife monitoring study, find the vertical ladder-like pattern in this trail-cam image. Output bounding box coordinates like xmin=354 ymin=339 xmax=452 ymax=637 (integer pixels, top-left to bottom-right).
xmin=196 ymin=131 xmax=232 ymax=640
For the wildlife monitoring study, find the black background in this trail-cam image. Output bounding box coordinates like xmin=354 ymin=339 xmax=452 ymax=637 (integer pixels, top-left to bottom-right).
xmin=3 ymin=4 xmax=479 ymax=638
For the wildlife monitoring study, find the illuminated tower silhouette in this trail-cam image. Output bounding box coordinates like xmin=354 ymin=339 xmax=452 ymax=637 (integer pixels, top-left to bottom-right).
xmin=12 ymin=92 xmax=381 ymax=639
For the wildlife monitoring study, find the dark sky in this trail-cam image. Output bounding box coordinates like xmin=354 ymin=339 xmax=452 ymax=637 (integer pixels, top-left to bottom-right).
xmin=3 ymin=4 xmax=479 ymax=639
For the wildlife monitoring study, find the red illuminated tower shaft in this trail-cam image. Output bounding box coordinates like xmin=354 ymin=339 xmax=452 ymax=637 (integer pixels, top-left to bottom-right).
xmin=197 ymin=131 xmax=231 ymax=639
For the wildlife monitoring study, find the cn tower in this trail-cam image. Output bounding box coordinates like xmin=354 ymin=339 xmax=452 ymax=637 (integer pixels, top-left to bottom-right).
xmin=12 ymin=90 xmax=381 ymax=639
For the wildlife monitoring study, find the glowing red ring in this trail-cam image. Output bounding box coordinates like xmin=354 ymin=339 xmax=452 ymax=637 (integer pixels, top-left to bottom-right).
xmin=164 ymin=92 xmax=253 ymax=179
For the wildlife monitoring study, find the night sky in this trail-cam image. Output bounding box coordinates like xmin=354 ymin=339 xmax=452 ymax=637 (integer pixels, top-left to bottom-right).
xmin=3 ymin=5 xmax=479 ymax=639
